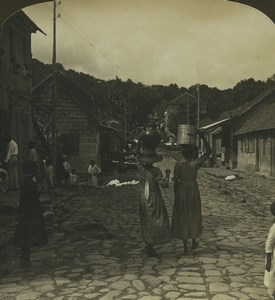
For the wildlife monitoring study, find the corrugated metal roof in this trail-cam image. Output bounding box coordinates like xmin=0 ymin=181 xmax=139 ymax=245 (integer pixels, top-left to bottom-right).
xmin=234 ymin=101 xmax=275 ymax=135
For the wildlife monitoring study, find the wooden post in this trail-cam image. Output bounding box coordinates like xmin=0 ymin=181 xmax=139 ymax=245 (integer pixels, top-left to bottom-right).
xmin=124 ymin=97 xmax=127 ymax=146
xmin=186 ymin=96 xmax=190 ymax=125
xmin=52 ymin=0 xmax=57 ymax=177
xmin=197 ymin=84 xmax=201 ymax=150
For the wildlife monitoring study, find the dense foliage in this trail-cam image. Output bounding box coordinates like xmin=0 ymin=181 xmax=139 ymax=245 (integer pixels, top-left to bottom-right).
xmin=32 ymin=59 xmax=275 ymax=133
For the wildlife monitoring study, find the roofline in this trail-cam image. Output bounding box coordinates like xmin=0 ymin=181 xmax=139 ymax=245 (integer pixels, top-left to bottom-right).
xmin=32 ymin=70 xmax=99 ymax=125
xmin=168 ymin=92 xmax=197 ymax=104
xmin=10 ymin=11 xmax=46 ymax=35
xmin=234 ymin=127 xmax=275 ymax=136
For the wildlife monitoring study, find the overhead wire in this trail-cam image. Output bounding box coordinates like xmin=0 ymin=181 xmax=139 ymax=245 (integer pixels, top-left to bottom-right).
xmin=42 ymin=3 xmax=135 ymax=81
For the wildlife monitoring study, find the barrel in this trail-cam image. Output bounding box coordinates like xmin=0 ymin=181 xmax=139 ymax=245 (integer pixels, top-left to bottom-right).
xmin=176 ymin=124 xmax=197 ymax=145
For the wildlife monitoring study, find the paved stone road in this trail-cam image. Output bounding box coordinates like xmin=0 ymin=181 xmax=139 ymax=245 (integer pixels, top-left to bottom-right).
xmin=0 ymin=154 xmax=273 ymax=300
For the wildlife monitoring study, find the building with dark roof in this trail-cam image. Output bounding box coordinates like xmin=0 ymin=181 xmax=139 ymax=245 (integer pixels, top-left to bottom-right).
xmin=32 ymin=70 xmax=123 ymax=174
xmin=200 ymin=87 xmax=275 ymax=175
xmin=0 ymin=11 xmax=44 ymax=180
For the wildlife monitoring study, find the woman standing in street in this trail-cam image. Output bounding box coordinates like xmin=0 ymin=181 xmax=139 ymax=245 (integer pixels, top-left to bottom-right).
xmin=171 ymin=130 xmax=212 ymax=255
xmin=13 ymin=160 xmax=48 ymax=267
xmin=138 ymin=125 xmax=171 ymax=257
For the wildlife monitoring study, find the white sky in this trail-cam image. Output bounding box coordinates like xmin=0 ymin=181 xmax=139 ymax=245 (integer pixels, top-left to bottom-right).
xmin=24 ymin=0 xmax=275 ymax=89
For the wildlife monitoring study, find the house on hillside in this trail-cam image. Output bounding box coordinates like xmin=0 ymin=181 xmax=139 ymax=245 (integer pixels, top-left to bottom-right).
xmin=166 ymin=92 xmax=197 ymax=116
xmin=200 ymin=87 xmax=275 ymax=173
xmin=32 ymin=70 xmax=102 ymax=174
xmin=0 ymin=11 xmax=44 ymax=178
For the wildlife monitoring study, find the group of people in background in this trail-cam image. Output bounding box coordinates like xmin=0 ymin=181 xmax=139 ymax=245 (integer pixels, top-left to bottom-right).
xmin=0 ymin=134 xmax=101 ymax=268
xmin=0 ymin=137 xmax=36 ymax=192
xmin=0 ymin=133 xmax=102 ymax=193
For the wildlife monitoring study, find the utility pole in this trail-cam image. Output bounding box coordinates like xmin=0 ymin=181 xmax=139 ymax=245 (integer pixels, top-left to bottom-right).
xmin=186 ymin=96 xmax=190 ymax=124
xmin=124 ymin=97 xmax=127 ymax=146
xmin=52 ymin=0 xmax=60 ymax=178
xmin=197 ymin=84 xmax=200 ymax=129
xmin=197 ymin=84 xmax=201 ymax=150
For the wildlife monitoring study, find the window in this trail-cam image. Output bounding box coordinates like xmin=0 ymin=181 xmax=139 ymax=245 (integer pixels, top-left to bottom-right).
xmin=62 ymin=133 xmax=79 ymax=155
xmin=263 ymin=133 xmax=271 ymax=157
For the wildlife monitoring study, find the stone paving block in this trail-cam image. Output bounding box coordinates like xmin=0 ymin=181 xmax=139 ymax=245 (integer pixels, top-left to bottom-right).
xmin=176 ymin=276 xmax=204 ymax=284
xmin=211 ymin=295 xmax=236 ymax=300
xmin=15 ymin=292 xmax=42 ymax=300
xmin=165 ymin=291 xmax=181 ymax=299
xmin=209 ymin=282 xmax=230 ymax=293
xmin=178 ymin=284 xmax=207 ymax=291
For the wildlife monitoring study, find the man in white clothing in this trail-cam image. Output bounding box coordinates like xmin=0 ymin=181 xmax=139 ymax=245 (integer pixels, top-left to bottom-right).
xmin=5 ymin=135 xmax=19 ymax=190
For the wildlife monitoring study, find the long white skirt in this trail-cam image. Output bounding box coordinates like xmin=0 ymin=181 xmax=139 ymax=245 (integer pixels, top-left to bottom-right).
xmin=88 ymin=175 xmax=98 ymax=187
xmin=264 ymin=250 xmax=275 ymax=297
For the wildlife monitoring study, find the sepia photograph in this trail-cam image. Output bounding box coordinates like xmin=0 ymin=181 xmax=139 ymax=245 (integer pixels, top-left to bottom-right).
xmin=0 ymin=0 xmax=275 ymax=299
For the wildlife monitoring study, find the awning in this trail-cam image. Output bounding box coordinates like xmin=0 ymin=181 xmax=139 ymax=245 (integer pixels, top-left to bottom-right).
xmin=200 ymin=118 xmax=230 ymax=131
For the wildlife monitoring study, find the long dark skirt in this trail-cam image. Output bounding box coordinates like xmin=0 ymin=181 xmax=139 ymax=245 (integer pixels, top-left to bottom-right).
xmin=13 ymin=204 xmax=48 ymax=248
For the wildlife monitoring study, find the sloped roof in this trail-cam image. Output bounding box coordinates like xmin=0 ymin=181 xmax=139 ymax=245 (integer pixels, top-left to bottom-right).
xmin=32 ymin=70 xmax=99 ymax=125
xmin=9 ymin=11 xmax=46 ymax=35
xmin=168 ymin=92 xmax=196 ymax=106
xmin=201 ymin=87 xmax=275 ymax=130
xmin=234 ymin=100 xmax=275 ymax=135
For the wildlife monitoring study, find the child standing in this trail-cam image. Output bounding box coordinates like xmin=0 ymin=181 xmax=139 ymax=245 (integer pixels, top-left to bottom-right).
xmin=88 ymin=160 xmax=101 ymax=187
xmin=265 ymin=201 xmax=275 ymax=299
xmin=44 ymin=158 xmax=54 ymax=193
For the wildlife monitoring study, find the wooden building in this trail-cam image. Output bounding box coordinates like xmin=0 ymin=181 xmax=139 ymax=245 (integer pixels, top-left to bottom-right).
xmin=166 ymin=92 xmax=196 ymax=115
xmin=200 ymin=87 xmax=275 ymax=174
xmin=0 ymin=11 xmax=44 ymax=176
xmin=234 ymin=89 xmax=275 ymax=176
xmin=32 ymin=70 xmax=101 ymax=174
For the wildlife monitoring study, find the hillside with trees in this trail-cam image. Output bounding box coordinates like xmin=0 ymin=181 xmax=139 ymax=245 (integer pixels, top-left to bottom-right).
xmin=32 ymin=58 xmax=275 ymax=134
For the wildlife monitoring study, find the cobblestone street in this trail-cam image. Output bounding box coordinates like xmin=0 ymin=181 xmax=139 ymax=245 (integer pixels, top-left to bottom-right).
xmin=0 ymin=153 xmax=274 ymax=300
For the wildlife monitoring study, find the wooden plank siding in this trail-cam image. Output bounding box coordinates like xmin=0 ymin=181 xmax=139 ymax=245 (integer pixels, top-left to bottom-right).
xmin=236 ymin=130 xmax=275 ymax=176
xmin=33 ymin=82 xmax=100 ymax=174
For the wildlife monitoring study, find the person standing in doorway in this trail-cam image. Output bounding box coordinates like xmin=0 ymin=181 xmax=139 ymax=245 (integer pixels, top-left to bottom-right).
xmin=88 ymin=160 xmax=101 ymax=188
xmin=4 ymin=135 xmax=19 ymax=190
